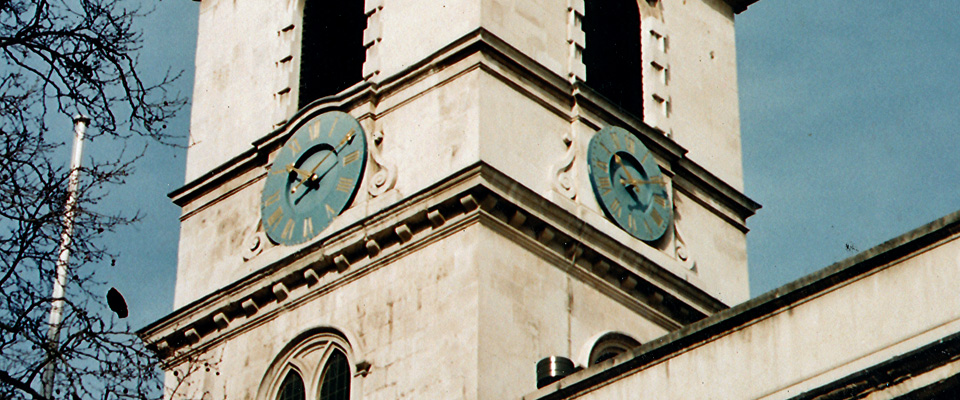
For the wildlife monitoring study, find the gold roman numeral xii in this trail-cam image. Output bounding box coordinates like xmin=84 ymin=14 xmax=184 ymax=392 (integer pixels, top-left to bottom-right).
xmin=609 ymin=132 xmax=621 ymax=150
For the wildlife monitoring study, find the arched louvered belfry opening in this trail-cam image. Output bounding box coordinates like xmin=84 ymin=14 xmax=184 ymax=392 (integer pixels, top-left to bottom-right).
xmin=298 ymin=0 xmax=366 ymax=109
xmin=582 ymin=0 xmax=644 ymax=116
xmin=317 ymin=349 xmax=351 ymax=400
xmin=277 ymin=370 xmax=306 ymax=400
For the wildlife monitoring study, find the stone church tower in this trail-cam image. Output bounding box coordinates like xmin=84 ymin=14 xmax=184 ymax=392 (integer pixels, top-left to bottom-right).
xmin=142 ymin=0 xmax=760 ymax=399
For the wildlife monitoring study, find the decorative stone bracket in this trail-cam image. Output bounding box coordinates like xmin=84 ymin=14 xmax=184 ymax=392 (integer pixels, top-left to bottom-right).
xmin=366 ymin=128 xmax=396 ymax=197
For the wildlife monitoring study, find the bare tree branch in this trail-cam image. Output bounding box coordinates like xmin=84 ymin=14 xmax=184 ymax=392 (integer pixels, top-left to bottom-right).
xmin=0 ymin=0 xmax=190 ymax=399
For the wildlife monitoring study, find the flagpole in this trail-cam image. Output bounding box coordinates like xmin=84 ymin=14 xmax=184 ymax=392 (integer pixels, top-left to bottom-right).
xmin=41 ymin=115 xmax=90 ymax=399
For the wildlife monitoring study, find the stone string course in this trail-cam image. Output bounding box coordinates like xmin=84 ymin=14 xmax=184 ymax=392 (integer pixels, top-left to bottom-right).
xmin=145 ymin=167 xmax=723 ymax=366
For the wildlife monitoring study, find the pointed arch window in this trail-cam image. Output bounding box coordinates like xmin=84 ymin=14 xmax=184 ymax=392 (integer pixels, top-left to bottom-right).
xmin=317 ymin=349 xmax=350 ymax=400
xmin=582 ymin=0 xmax=644 ymax=116
xmin=258 ymin=330 xmax=356 ymax=400
xmin=278 ymin=371 xmax=306 ymax=400
xmin=298 ymin=0 xmax=366 ymax=109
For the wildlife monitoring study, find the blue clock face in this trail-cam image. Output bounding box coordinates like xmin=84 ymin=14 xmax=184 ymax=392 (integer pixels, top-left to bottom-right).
xmin=261 ymin=111 xmax=367 ymax=246
xmin=587 ymin=126 xmax=671 ymax=242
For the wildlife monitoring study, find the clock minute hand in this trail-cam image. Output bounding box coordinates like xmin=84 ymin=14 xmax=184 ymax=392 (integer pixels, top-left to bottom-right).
xmin=307 ymin=128 xmax=356 ymax=180
xmin=309 ymin=128 xmax=358 ymax=179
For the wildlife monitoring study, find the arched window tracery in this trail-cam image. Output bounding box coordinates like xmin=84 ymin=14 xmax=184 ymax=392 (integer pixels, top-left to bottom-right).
xmin=278 ymin=370 xmax=306 ymax=400
xmin=317 ymin=349 xmax=350 ymax=400
xmin=258 ymin=330 xmax=357 ymax=400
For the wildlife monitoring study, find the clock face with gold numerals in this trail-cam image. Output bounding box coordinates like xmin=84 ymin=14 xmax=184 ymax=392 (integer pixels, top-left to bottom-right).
xmin=587 ymin=126 xmax=672 ymax=242
xmin=261 ymin=111 xmax=367 ymax=246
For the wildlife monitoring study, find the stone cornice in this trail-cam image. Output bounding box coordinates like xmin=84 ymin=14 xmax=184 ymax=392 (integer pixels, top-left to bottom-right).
xmin=169 ymin=27 xmax=758 ymax=228
xmin=140 ymin=163 xmax=728 ymax=366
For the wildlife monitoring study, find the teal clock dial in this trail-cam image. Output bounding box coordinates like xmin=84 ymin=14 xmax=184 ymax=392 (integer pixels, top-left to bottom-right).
xmin=261 ymin=111 xmax=367 ymax=246
xmin=587 ymin=126 xmax=672 ymax=242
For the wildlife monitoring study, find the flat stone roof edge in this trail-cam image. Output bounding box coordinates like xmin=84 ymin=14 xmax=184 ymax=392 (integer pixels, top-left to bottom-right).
xmin=754 ymin=208 xmax=960 ymax=305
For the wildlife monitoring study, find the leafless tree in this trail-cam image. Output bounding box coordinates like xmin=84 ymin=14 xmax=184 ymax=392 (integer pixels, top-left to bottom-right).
xmin=0 ymin=0 xmax=186 ymax=399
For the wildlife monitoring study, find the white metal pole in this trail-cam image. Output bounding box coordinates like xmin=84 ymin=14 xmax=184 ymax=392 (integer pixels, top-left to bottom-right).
xmin=40 ymin=115 xmax=89 ymax=399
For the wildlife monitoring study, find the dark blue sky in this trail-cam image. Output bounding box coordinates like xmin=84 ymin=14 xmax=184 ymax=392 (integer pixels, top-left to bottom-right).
xmin=89 ymin=0 xmax=960 ymax=329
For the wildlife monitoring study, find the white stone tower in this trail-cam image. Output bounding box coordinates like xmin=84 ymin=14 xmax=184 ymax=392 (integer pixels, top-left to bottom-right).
xmin=142 ymin=0 xmax=760 ymax=399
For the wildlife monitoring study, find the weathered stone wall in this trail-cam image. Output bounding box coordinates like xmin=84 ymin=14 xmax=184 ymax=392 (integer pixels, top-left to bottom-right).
xmin=543 ymin=226 xmax=960 ymax=400
xmin=475 ymin=228 xmax=668 ymax=399
xmin=173 ymin=55 xmax=752 ymax=309
xmin=176 ymin=0 xmax=753 ymax=309
xmin=187 ymin=0 xmax=290 ymax=181
xmin=657 ymin=0 xmax=744 ymax=191
xmin=168 ymin=3 xmax=756 ymax=398
xmin=479 ymin=0 xmax=568 ymax=76
xmin=185 ymin=0 xmax=744 ymax=188
xmin=169 ymin=223 xmax=671 ymax=400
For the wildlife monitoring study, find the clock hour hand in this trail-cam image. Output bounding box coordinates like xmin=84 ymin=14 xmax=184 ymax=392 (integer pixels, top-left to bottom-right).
xmin=285 ymin=164 xmax=315 ymax=181
xmin=619 ymin=177 xmax=664 ymax=187
xmin=613 ymin=155 xmax=636 ymax=181
xmin=613 ymin=155 xmax=643 ymax=196
xmin=290 ymin=165 xmax=319 ymax=193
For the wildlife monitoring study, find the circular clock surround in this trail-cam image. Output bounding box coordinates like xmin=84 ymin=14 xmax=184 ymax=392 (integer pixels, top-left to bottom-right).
xmin=260 ymin=111 xmax=367 ymax=246
xmin=587 ymin=126 xmax=672 ymax=242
